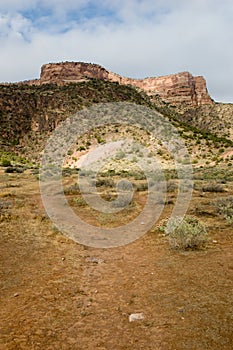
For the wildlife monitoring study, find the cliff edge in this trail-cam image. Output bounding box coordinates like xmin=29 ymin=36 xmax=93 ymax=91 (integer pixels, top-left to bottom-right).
xmin=21 ymin=62 xmax=213 ymax=107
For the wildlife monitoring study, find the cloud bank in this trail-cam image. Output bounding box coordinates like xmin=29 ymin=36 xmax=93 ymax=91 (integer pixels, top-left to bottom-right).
xmin=0 ymin=0 xmax=232 ymax=102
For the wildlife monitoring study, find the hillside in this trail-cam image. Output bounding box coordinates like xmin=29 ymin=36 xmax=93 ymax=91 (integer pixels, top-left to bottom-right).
xmin=0 ymin=79 xmax=152 ymax=160
xmin=0 ymin=62 xmax=232 ymax=167
xmin=174 ymin=103 xmax=233 ymax=140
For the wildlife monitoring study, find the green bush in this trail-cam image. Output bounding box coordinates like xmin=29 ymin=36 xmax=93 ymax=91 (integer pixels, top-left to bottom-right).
xmin=133 ymin=172 xmax=146 ymax=181
xmin=216 ymin=197 xmax=233 ymax=224
xmin=77 ymin=146 xmax=86 ymax=151
xmin=73 ymin=197 xmax=87 ymax=207
xmin=95 ymin=177 xmax=114 ymax=188
xmin=167 ymin=216 xmax=208 ymax=250
xmin=1 ymin=158 xmax=11 ymax=167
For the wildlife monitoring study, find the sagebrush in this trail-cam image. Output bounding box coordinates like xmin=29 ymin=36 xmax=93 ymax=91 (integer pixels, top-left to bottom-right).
xmin=216 ymin=197 xmax=233 ymax=224
xmin=167 ymin=215 xmax=208 ymax=250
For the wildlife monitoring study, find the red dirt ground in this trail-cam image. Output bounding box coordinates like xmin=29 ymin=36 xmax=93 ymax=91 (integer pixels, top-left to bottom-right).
xmin=0 ymin=172 xmax=233 ymax=349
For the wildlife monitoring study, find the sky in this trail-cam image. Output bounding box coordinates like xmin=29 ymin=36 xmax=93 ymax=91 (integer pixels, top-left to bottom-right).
xmin=0 ymin=0 xmax=232 ymax=102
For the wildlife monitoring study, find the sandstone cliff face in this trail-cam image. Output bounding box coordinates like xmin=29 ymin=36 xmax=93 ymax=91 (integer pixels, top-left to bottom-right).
xmin=40 ymin=62 xmax=110 ymax=84
xmin=193 ymin=76 xmax=213 ymax=105
xmin=127 ymin=72 xmax=213 ymax=106
xmin=23 ymin=62 xmax=213 ymax=107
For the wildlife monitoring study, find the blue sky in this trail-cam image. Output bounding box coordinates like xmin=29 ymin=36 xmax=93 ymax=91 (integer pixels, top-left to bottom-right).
xmin=0 ymin=0 xmax=233 ymax=102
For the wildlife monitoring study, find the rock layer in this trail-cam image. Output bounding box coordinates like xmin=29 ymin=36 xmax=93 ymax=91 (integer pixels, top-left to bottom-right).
xmin=22 ymin=62 xmax=213 ymax=106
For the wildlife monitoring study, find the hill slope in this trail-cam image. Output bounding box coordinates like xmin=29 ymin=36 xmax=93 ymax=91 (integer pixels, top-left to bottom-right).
xmin=0 ymin=62 xmax=232 ymax=166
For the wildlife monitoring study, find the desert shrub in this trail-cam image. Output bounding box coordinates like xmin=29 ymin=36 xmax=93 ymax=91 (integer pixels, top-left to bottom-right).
xmin=115 ymin=151 xmax=125 ymax=160
xmin=95 ymin=134 xmax=105 ymax=144
xmin=202 ymin=182 xmax=225 ymax=192
xmin=111 ymin=196 xmax=131 ymax=208
xmin=167 ymin=216 xmax=208 ymax=250
xmin=216 ymin=197 xmax=233 ymax=223
xmin=166 ymin=198 xmax=175 ymax=205
xmin=73 ymin=197 xmax=87 ymax=207
xmin=95 ymin=178 xmax=114 ymax=188
xmin=4 ymin=166 xmax=24 ymax=173
xmin=62 ymin=168 xmax=78 ymax=177
xmin=78 ymin=169 xmax=95 ymax=178
xmin=31 ymin=168 xmax=39 ymax=175
xmin=133 ymin=172 xmax=146 ymax=181
xmin=1 ymin=158 xmax=11 ymax=167
xmin=166 ymin=180 xmax=178 ymax=192
xmin=77 ymin=145 xmax=86 ymax=151
xmin=64 ymin=183 xmax=80 ymax=195
xmin=115 ymin=169 xmax=131 ymax=177
xmin=102 ymin=169 xmax=116 ymax=176
xmin=0 ymin=199 xmax=12 ymax=222
xmin=15 ymin=167 xmax=25 ymax=173
xmin=4 ymin=166 xmax=14 ymax=173
xmin=135 ymin=182 xmax=148 ymax=191
xmin=157 ymin=149 xmax=164 ymax=156
xmin=194 ymin=167 xmax=233 ymax=182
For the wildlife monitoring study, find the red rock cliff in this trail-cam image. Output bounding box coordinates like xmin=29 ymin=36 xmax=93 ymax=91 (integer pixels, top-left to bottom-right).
xmin=24 ymin=62 xmax=213 ymax=106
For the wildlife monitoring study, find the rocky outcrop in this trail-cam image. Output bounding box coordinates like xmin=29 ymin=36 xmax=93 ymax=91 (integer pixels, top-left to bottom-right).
xmin=193 ymin=76 xmax=213 ymax=105
xmin=125 ymin=72 xmax=213 ymax=106
xmin=40 ymin=62 xmax=109 ymax=84
xmin=21 ymin=62 xmax=213 ymax=106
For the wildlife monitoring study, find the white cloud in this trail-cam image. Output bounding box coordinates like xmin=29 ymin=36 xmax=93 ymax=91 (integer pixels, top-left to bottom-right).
xmin=0 ymin=12 xmax=33 ymax=41
xmin=0 ymin=0 xmax=232 ymax=102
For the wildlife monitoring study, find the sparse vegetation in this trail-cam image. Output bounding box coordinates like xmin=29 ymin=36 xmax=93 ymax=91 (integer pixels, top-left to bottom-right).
xmin=95 ymin=177 xmax=115 ymax=188
xmin=73 ymin=196 xmax=87 ymax=207
xmin=111 ymin=195 xmax=132 ymax=208
xmin=202 ymin=182 xmax=226 ymax=193
xmin=64 ymin=183 xmax=80 ymax=195
xmin=167 ymin=215 xmax=208 ymax=250
xmin=1 ymin=158 xmax=11 ymax=167
xmin=166 ymin=180 xmax=178 ymax=192
xmin=135 ymin=182 xmax=148 ymax=192
xmin=216 ymin=197 xmax=233 ymax=224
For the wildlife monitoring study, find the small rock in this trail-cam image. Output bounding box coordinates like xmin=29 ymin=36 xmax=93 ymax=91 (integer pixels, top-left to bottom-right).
xmin=212 ymin=240 xmax=218 ymax=244
xmin=129 ymin=313 xmax=144 ymax=322
xmin=61 ymin=257 xmax=65 ymax=261
xmin=13 ymin=293 xmax=19 ymax=297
